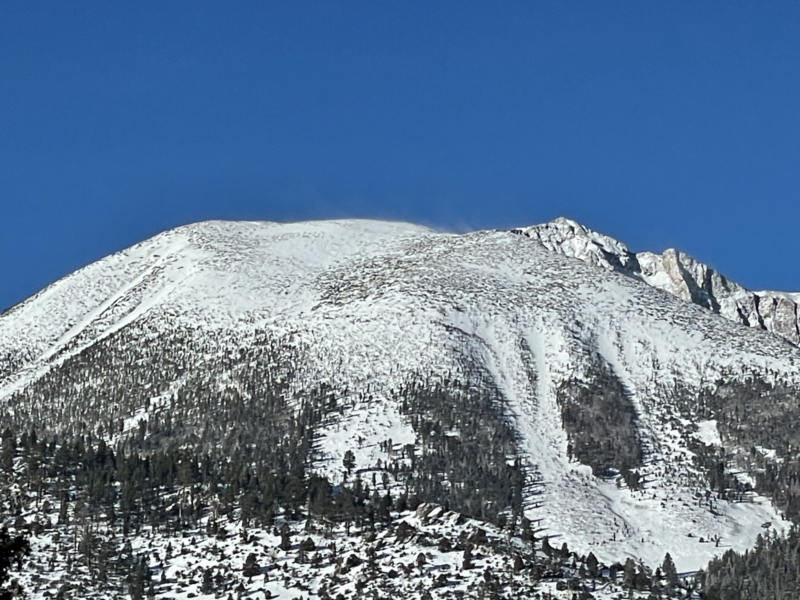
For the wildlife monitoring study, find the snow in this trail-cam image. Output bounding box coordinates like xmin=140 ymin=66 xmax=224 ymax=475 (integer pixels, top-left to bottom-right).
xmin=520 ymin=219 xmax=800 ymax=347
xmin=7 ymin=488 xmax=679 ymax=600
xmin=755 ymin=446 xmax=778 ymax=461
xmin=695 ymin=421 xmax=722 ymax=447
xmin=311 ymin=390 xmax=416 ymax=486
xmin=2 ymin=217 xmax=800 ymax=577
xmin=755 ymin=291 xmax=800 ymax=302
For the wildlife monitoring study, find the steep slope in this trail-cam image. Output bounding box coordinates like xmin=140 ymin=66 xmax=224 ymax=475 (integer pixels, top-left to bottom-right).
xmin=516 ymin=217 xmax=800 ymax=345
xmin=0 ymin=220 xmax=431 ymax=392
xmin=1 ymin=218 xmax=799 ymax=582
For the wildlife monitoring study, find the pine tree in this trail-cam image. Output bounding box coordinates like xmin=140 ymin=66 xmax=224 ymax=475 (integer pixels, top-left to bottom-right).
xmin=462 ymin=545 xmax=473 ymax=570
xmin=243 ymin=553 xmax=259 ymax=578
xmin=278 ymin=523 xmax=292 ymax=552
xmin=513 ymin=554 xmax=524 ymax=573
xmin=343 ymin=450 xmax=355 ymax=480
xmin=559 ymin=541 xmax=570 ymax=561
xmin=586 ymin=551 xmax=598 ymax=577
xmin=635 ymin=561 xmax=652 ymax=591
xmin=416 ymin=552 xmax=426 ymax=574
xmin=0 ymin=528 xmax=29 ymax=600
xmin=0 ymin=432 xmax=14 ymax=473
xmin=201 ymin=568 xmax=214 ymax=594
xmin=622 ymin=557 xmax=637 ymax=589
xmin=541 ymin=536 xmax=552 ymax=557
xmin=662 ymin=552 xmax=678 ymax=588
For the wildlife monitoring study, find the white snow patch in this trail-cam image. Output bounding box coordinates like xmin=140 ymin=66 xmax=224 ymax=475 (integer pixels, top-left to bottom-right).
xmin=696 ymin=421 xmax=722 ymax=447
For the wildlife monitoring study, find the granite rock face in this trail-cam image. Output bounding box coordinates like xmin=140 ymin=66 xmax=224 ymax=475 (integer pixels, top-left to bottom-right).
xmin=515 ymin=217 xmax=800 ymax=346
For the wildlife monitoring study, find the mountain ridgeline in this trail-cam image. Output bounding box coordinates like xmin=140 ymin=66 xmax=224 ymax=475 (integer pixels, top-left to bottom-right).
xmin=515 ymin=218 xmax=800 ymax=346
xmin=1 ymin=218 xmax=799 ymax=600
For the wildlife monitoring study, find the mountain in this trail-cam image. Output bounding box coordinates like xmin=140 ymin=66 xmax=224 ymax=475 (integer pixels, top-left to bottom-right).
xmin=517 ymin=217 xmax=800 ymax=346
xmin=1 ymin=218 xmax=800 ymax=599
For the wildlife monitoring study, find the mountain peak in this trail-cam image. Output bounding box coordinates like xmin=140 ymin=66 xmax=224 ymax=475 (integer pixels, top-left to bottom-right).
xmin=2 ymin=217 xmax=800 ymax=598
xmin=513 ymin=218 xmax=800 ymax=346
xmin=513 ymin=217 xmax=633 ymax=270
xmin=2 ymin=217 xmax=799 ymax=571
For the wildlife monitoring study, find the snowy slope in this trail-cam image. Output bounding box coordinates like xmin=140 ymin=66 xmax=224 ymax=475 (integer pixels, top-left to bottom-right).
xmin=2 ymin=218 xmax=800 ymax=575
xmin=517 ymin=217 xmax=800 ymax=345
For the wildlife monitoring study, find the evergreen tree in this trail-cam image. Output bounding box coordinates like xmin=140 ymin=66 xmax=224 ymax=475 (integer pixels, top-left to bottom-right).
xmin=586 ymin=551 xmax=598 ymax=577
xmin=0 ymin=528 xmax=29 ymax=600
xmin=462 ymin=544 xmax=473 ymax=570
xmin=342 ymin=450 xmax=355 ymax=480
xmin=661 ymin=552 xmax=678 ymax=588
xmin=278 ymin=523 xmax=292 ymax=552
xmin=622 ymin=557 xmax=637 ymax=589
xmin=201 ymin=568 xmax=214 ymax=594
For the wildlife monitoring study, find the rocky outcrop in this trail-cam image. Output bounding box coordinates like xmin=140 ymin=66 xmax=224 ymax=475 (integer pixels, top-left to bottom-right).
xmin=514 ymin=217 xmax=800 ymax=346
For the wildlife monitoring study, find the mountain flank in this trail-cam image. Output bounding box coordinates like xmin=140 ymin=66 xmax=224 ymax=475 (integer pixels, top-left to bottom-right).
xmin=1 ymin=218 xmax=799 ymax=599
xmin=517 ymin=217 xmax=800 ymax=345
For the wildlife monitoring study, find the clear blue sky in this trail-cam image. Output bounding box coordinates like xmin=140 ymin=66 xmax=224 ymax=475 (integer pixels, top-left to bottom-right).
xmin=2 ymin=2 xmax=799 ymax=310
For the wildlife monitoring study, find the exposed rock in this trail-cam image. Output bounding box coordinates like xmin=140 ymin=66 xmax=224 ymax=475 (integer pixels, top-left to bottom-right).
xmin=515 ymin=217 xmax=800 ymax=345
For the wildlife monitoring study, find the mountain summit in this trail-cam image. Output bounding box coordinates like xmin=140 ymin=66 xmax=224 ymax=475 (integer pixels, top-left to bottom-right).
xmin=517 ymin=217 xmax=800 ymax=345
xmin=1 ymin=218 xmax=800 ymax=598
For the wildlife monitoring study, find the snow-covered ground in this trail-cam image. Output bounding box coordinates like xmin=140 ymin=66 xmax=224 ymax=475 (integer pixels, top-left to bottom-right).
xmin=6 ymin=475 xmax=696 ymax=600
xmin=518 ymin=217 xmax=800 ymax=346
xmin=2 ymin=217 xmax=799 ymax=578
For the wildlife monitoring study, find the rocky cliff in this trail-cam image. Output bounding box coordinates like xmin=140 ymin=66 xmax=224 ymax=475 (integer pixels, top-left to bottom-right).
xmin=516 ymin=217 xmax=800 ymax=345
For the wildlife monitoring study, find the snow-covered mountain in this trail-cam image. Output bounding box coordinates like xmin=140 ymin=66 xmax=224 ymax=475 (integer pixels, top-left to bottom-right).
xmin=1 ymin=218 xmax=799 ymax=599
xmin=517 ymin=217 xmax=800 ymax=346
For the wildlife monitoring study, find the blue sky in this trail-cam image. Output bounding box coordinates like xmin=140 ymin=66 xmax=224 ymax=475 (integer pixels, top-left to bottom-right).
xmin=2 ymin=2 xmax=799 ymax=310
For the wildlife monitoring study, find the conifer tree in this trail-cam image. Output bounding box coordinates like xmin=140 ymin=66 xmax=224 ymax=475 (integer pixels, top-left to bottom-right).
xmin=0 ymin=528 xmax=29 ymax=600
xmin=662 ymin=552 xmax=678 ymax=588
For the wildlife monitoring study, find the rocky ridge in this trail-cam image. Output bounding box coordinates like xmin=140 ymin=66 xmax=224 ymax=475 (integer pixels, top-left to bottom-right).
xmin=516 ymin=217 xmax=800 ymax=346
